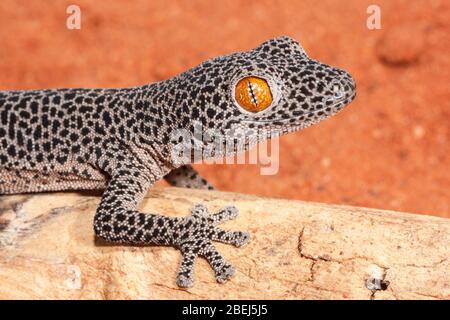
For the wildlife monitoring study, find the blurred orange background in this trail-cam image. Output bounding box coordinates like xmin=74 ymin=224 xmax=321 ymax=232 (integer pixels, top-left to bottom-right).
xmin=0 ymin=1 xmax=448 ymax=217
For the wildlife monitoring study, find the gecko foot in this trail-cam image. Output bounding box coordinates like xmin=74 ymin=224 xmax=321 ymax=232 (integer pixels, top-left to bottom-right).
xmin=174 ymin=204 xmax=250 ymax=288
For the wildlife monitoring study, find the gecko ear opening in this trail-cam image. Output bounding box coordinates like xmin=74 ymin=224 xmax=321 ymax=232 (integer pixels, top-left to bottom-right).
xmin=234 ymin=76 xmax=273 ymax=113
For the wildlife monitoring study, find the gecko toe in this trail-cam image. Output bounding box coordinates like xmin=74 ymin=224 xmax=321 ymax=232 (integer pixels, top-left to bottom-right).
xmin=215 ymin=263 xmax=236 ymax=283
xmin=176 ymin=273 xmax=195 ymax=288
xmin=209 ymin=205 xmax=239 ymax=224
xmin=213 ymin=229 xmax=250 ymax=247
xmin=176 ymin=249 xmax=197 ymax=288
xmin=200 ymin=243 xmax=236 ymax=283
xmin=234 ymin=231 xmax=250 ymax=247
xmin=191 ymin=204 xmax=209 ymax=217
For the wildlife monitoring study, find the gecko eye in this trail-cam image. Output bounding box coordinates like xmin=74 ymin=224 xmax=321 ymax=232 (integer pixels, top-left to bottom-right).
xmin=234 ymin=76 xmax=273 ymax=113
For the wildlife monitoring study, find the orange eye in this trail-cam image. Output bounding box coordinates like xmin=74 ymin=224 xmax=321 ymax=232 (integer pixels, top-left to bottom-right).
xmin=234 ymin=76 xmax=273 ymax=113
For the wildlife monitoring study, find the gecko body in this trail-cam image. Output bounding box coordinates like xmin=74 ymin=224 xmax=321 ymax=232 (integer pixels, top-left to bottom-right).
xmin=0 ymin=37 xmax=355 ymax=287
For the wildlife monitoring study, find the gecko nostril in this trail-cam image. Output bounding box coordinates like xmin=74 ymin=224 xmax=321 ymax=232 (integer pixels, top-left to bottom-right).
xmin=333 ymin=83 xmax=342 ymax=95
xmin=324 ymin=77 xmax=353 ymax=106
xmin=329 ymin=80 xmax=344 ymax=99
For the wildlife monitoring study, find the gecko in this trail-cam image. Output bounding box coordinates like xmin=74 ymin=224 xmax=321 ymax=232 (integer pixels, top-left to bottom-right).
xmin=0 ymin=36 xmax=356 ymax=287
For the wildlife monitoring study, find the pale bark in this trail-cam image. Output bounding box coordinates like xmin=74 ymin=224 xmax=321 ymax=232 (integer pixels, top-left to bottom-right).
xmin=0 ymin=187 xmax=448 ymax=299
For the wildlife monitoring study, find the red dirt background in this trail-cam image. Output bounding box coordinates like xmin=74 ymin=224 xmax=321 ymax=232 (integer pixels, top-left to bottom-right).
xmin=0 ymin=1 xmax=448 ymax=217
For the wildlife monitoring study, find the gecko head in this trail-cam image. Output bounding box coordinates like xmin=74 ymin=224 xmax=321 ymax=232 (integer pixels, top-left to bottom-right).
xmin=169 ymin=36 xmax=356 ymax=161
xmin=234 ymin=36 xmax=357 ymax=134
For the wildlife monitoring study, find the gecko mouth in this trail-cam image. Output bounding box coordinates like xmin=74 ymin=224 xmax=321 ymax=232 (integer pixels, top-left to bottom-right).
xmin=239 ymin=103 xmax=344 ymax=126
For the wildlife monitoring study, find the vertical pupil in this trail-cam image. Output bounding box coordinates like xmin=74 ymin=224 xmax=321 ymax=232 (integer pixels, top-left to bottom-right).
xmin=247 ymin=80 xmax=258 ymax=107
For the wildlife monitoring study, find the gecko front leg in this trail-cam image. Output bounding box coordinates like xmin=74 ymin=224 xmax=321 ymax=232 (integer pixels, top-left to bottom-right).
xmin=164 ymin=165 xmax=214 ymax=190
xmin=94 ymin=161 xmax=249 ymax=287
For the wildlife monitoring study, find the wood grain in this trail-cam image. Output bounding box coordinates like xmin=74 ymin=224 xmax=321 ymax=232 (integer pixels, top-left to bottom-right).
xmin=0 ymin=187 xmax=448 ymax=299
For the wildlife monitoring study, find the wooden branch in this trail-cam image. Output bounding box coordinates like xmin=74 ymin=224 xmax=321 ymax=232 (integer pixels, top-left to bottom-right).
xmin=0 ymin=187 xmax=448 ymax=299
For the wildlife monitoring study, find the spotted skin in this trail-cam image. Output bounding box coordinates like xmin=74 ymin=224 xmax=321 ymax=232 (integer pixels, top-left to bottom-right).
xmin=164 ymin=165 xmax=214 ymax=190
xmin=0 ymin=37 xmax=356 ymax=287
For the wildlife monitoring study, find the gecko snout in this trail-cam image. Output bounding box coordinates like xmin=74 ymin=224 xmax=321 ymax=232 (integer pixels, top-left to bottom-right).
xmin=339 ymin=70 xmax=356 ymax=101
xmin=327 ymin=71 xmax=356 ymax=106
